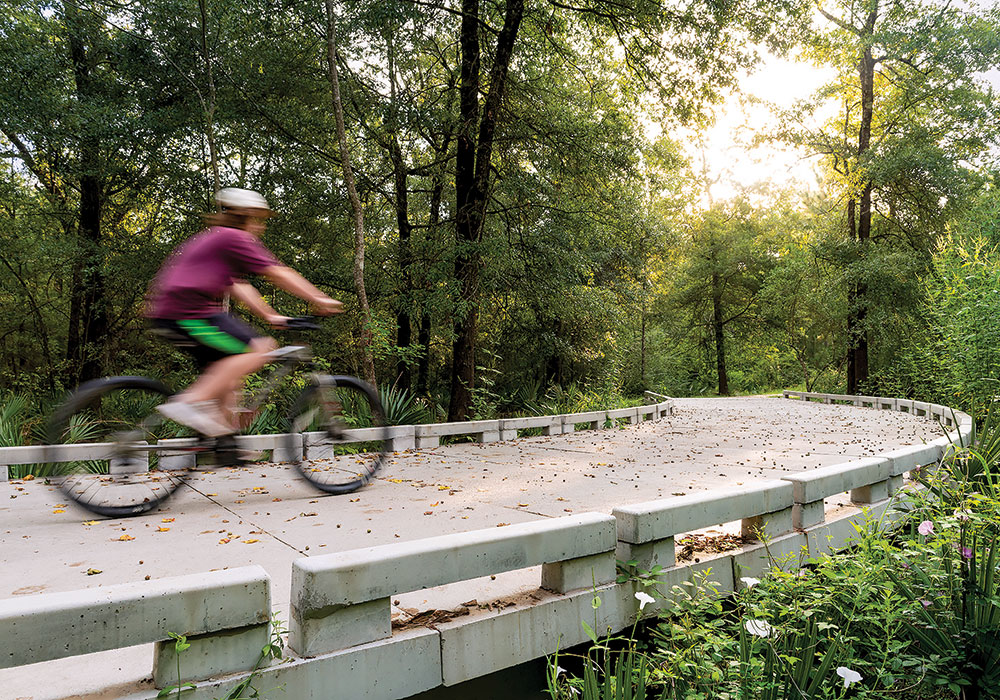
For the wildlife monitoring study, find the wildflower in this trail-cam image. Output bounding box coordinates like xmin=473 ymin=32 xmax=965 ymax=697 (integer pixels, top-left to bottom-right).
xmin=962 ymin=547 xmax=974 ymax=559
xmin=836 ymin=666 xmax=862 ymax=688
xmin=634 ymin=591 xmax=655 ymax=610
xmin=920 ymin=599 xmax=932 ymax=608
xmin=918 ymin=520 xmax=934 ymax=536
xmin=744 ymin=619 xmax=773 ymax=638
xmin=740 ymin=577 xmax=761 ymax=588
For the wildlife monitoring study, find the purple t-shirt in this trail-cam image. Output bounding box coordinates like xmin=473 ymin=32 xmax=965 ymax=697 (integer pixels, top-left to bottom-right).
xmin=146 ymin=226 xmax=280 ymax=319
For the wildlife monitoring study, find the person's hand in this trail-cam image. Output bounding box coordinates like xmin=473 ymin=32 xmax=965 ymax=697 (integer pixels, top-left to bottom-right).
xmin=313 ymin=296 xmax=344 ymax=316
xmin=264 ymin=313 xmax=291 ymax=328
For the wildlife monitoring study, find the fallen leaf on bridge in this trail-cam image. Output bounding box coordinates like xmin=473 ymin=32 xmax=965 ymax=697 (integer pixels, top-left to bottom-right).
xmin=52 ymin=509 xmax=65 ymax=514
xmin=161 ymin=518 xmax=175 ymax=523
xmin=117 ymin=534 xmax=135 ymax=542
xmin=86 ymin=568 xmax=102 ymax=576
xmin=156 ymin=527 xmax=170 ymax=532
xmin=243 ymin=539 xmax=259 ymax=544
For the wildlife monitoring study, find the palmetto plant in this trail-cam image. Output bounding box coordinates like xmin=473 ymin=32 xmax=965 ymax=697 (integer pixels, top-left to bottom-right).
xmin=378 ymin=386 xmax=426 ymax=426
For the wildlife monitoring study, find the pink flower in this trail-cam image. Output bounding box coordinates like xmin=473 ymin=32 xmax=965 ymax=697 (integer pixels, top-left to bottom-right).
xmin=921 ymin=600 xmax=932 ymax=608
xmin=918 ymin=520 xmax=934 ymax=536
xmin=962 ymin=547 xmax=974 ymax=559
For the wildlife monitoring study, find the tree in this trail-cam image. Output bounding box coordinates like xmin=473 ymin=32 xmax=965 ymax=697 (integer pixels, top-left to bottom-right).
xmin=795 ymin=0 xmax=1000 ymax=392
xmin=0 ymin=0 xmax=190 ymax=382
xmin=672 ymin=202 xmax=774 ymax=395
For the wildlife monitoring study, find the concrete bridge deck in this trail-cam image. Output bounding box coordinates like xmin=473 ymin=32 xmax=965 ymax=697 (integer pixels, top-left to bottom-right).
xmin=0 ymin=395 xmax=946 ymax=699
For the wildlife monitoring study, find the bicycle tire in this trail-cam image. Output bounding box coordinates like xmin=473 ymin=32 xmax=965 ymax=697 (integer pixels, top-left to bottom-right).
xmin=46 ymin=376 xmax=191 ymax=517
xmin=284 ymin=375 xmax=390 ymax=494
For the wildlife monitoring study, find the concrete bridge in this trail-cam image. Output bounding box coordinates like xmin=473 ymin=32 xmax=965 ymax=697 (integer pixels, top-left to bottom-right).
xmin=0 ymin=393 xmax=966 ymax=699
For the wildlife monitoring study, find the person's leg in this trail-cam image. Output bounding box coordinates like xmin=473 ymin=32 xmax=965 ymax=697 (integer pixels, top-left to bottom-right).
xmin=182 ymin=337 xmax=277 ymax=428
xmin=154 ymin=316 xmax=274 ymax=436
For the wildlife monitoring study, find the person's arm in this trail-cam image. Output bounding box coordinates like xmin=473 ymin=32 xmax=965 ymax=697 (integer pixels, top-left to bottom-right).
xmin=260 ymin=265 xmax=343 ymax=315
xmin=228 ymin=281 xmax=286 ymax=326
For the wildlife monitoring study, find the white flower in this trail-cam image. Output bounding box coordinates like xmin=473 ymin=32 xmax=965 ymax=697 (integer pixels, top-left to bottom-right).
xmin=744 ymin=619 xmax=773 ymax=637
xmin=740 ymin=577 xmax=761 ymax=588
xmin=635 ymin=591 xmax=655 ymax=610
xmin=918 ymin=520 xmax=934 ymax=535
xmin=836 ymin=666 xmax=862 ymax=688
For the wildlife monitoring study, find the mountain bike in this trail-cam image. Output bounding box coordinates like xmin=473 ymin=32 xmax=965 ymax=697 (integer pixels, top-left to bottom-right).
xmin=45 ymin=317 xmax=389 ymax=517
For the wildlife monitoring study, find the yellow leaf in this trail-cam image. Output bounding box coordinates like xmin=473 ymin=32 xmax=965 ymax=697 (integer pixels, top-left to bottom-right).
xmin=388 ymin=478 xmax=404 ymax=483
xmin=22 ymin=474 xmax=34 ymax=481
xmin=118 ymin=534 xmax=135 ymax=541
xmin=438 ymin=485 xmax=449 ymax=490
xmin=161 ymin=518 xmax=175 ymax=523
xmin=82 ymin=521 xmax=98 ymax=526
xmin=156 ymin=527 xmax=170 ymax=532
xmin=219 ymin=538 xmax=230 ymax=544
xmin=86 ymin=568 xmax=102 ymax=576
xmin=243 ymin=539 xmax=259 ymax=544
xmin=52 ymin=509 xmax=65 ymax=514
xmin=430 ymin=502 xmax=440 ymax=507
xmin=518 ymin=503 xmax=529 ymax=507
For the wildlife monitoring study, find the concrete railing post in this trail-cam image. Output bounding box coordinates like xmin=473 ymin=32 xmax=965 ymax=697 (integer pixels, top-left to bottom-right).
xmin=289 ymin=513 xmax=616 ymax=657
xmin=614 ymin=482 xmax=794 ymax=576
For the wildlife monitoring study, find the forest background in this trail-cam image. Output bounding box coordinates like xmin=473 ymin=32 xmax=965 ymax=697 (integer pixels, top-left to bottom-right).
xmin=1 ymin=0 xmax=999 ymax=428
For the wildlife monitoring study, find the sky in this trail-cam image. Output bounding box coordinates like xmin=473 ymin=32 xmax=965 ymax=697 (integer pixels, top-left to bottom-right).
xmin=673 ymin=53 xmax=1000 ymax=208
xmin=690 ymin=55 xmax=838 ymax=204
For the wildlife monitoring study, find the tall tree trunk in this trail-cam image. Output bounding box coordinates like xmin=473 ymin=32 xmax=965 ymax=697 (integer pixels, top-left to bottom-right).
xmin=392 ymin=138 xmax=413 ymax=390
xmin=449 ymin=0 xmax=524 ymax=421
xmin=387 ymin=32 xmax=413 ymax=391
xmin=416 ymin=314 xmax=431 ymax=397
xmin=324 ymin=0 xmax=376 ymax=386
xmin=416 ymin=159 xmax=446 ymax=398
xmin=64 ymin=0 xmax=108 ymax=383
xmin=712 ymin=270 xmax=728 ymax=395
xmin=847 ymin=11 xmax=876 ymax=394
xmin=197 ymin=0 xmax=220 ymax=196
xmin=640 ymin=306 xmax=646 ymax=387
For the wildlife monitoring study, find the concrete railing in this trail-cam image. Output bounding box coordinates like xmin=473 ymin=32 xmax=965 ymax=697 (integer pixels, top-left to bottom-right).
xmin=0 ymin=391 xmax=973 ymax=699
xmin=0 ymin=397 xmax=675 ymax=480
xmin=0 ymin=567 xmax=271 ymax=689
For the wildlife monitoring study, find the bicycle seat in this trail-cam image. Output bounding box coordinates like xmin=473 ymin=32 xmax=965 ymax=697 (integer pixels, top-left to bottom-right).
xmin=266 ymin=345 xmax=310 ymax=360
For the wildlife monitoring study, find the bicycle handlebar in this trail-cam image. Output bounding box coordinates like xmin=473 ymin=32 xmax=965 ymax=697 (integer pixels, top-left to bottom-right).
xmin=284 ymin=316 xmax=321 ymax=331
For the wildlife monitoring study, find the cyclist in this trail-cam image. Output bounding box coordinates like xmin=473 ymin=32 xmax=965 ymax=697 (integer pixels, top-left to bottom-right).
xmin=146 ymin=187 xmax=342 ymax=437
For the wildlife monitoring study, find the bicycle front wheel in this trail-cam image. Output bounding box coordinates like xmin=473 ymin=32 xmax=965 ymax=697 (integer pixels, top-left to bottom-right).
xmin=284 ymin=376 xmax=389 ymax=494
xmin=46 ymin=377 xmax=192 ymax=517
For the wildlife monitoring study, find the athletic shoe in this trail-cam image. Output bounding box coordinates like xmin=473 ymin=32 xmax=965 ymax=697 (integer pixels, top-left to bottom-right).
xmin=157 ymin=400 xmax=233 ymax=438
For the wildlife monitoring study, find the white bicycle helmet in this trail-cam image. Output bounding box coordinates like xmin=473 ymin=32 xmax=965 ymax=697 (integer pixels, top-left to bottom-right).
xmin=216 ymin=187 xmax=272 ymax=212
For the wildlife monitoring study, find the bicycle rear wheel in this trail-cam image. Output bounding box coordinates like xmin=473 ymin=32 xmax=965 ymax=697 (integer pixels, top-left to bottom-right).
xmin=284 ymin=375 xmax=389 ymax=494
xmin=46 ymin=377 xmax=194 ymax=517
